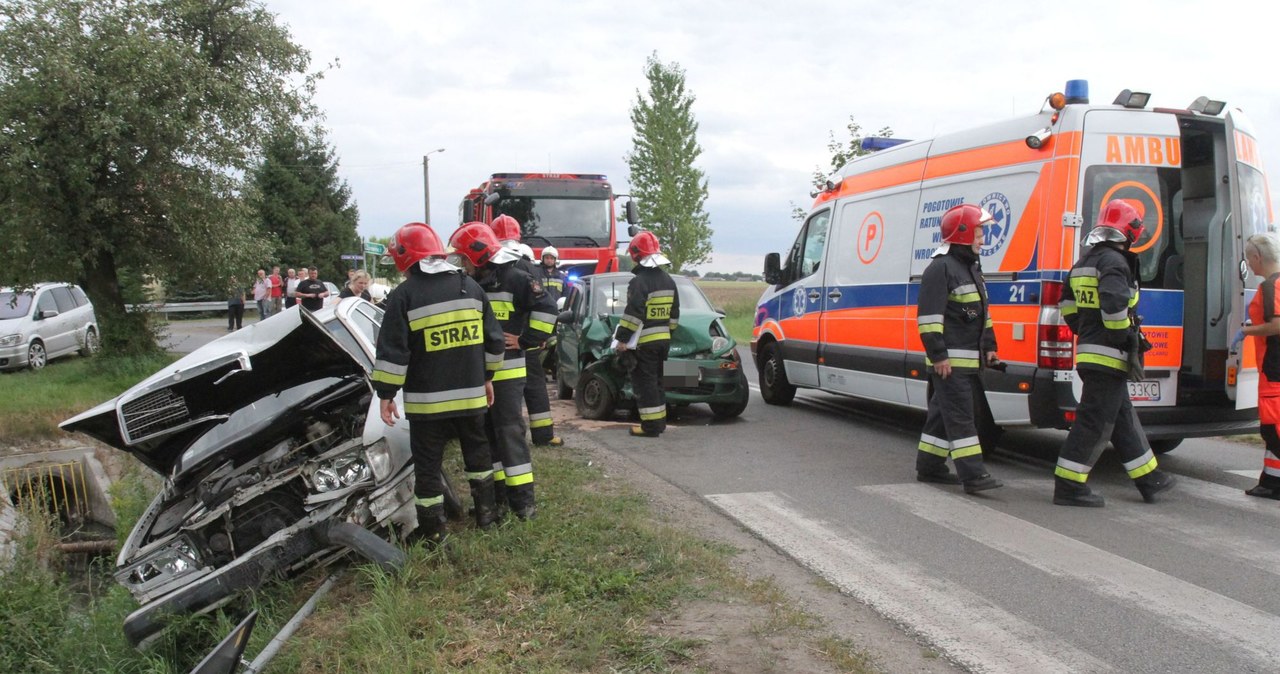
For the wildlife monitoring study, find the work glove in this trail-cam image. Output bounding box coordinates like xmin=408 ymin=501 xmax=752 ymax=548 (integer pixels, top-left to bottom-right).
xmin=1125 ymin=331 xmax=1146 ymax=382
xmin=1230 ymin=329 xmax=1245 ymax=355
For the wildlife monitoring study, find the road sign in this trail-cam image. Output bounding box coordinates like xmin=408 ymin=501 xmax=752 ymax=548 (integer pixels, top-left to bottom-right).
xmin=364 ymin=241 xmax=386 ymax=255
xmin=340 ymin=254 xmax=363 ymax=260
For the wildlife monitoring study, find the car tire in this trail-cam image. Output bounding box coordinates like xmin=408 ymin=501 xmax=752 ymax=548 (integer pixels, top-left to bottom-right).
xmin=27 ymin=340 xmax=47 ymax=371
xmin=557 ymin=378 xmax=573 ymax=400
xmin=575 ymin=371 xmax=616 ymax=420
xmin=441 ymin=470 xmax=465 ymax=521
xmin=710 ymin=371 xmax=750 ymax=419
xmin=758 ymin=341 xmax=795 ymax=405
xmin=79 ymin=327 xmax=100 ymax=356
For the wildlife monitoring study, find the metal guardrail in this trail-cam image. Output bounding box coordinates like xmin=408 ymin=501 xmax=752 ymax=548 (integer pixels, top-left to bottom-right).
xmin=125 ymin=301 xmax=261 ymax=314
xmin=2 ymin=461 xmax=90 ymax=524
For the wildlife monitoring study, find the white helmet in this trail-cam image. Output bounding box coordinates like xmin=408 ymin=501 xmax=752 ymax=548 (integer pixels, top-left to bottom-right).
xmin=517 ymin=243 xmax=535 ymax=260
xmin=541 ymin=246 xmax=559 ymax=261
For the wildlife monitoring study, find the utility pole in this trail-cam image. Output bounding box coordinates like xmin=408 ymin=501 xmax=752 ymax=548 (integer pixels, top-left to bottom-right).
xmin=423 ymin=147 xmax=445 ymax=224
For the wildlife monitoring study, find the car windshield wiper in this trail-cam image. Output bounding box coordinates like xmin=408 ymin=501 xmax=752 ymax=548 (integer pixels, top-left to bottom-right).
xmin=522 ymin=234 xmax=551 ymax=246
xmin=564 ymin=235 xmax=600 ymax=247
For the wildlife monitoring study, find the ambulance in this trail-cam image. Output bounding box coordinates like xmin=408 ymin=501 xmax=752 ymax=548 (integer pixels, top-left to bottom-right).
xmin=752 ymin=80 xmax=1274 ymax=452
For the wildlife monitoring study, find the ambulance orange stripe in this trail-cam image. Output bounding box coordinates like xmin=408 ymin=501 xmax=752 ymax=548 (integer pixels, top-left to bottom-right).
xmin=922 ymin=138 xmax=1052 ymax=180
xmin=997 ymin=168 xmax=1051 ymax=272
xmin=820 ymin=160 xmax=928 ymax=205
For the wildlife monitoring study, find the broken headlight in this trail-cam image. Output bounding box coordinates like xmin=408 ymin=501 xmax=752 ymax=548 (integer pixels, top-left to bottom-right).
xmin=307 ymin=448 xmax=372 ymax=493
xmin=127 ymin=537 xmax=201 ymax=587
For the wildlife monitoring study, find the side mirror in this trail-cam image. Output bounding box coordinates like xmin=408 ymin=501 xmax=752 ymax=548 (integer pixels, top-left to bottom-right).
xmin=625 ymin=200 xmax=639 ymax=225
xmin=38 ymin=309 xmax=59 ymax=320
xmin=557 ymin=309 xmax=575 ymax=324
xmin=484 ymin=192 xmax=500 ymax=205
xmin=627 ymin=224 xmax=640 ymax=238
xmin=714 ymin=306 xmax=726 ymax=316
xmin=763 ymin=252 xmax=782 ymax=286
xmin=556 ymin=296 xmax=567 ymax=311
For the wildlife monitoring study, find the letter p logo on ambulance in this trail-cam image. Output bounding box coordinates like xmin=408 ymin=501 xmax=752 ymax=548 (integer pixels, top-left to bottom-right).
xmin=978 ymin=192 xmax=1013 ymax=258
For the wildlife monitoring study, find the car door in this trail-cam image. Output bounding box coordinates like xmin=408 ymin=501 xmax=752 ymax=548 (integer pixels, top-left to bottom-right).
xmin=49 ymin=286 xmax=80 ymax=357
xmin=32 ymin=289 xmax=65 ymax=355
xmin=774 ymin=209 xmax=831 ymax=388
xmin=557 ymin=283 xmax=586 ymax=387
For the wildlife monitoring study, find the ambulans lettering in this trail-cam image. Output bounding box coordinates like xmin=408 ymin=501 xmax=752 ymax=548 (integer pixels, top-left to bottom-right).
xmin=425 ymin=321 xmax=483 ymax=350
xmin=1235 ymin=131 xmax=1263 ymax=169
xmin=1104 ymin=135 xmax=1181 ymax=167
xmin=978 ymin=192 xmax=1012 ymax=258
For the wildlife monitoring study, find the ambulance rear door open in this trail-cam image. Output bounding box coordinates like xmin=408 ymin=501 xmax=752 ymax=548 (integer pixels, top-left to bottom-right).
xmin=1077 ymin=109 xmax=1187 ymax=408
xmin=1225 ymin=108 xmax=1274 ymax=409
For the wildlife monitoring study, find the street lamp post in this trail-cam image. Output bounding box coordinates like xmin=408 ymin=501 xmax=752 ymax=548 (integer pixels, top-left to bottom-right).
xmin=423 ymin=147 xmax=445 ymax=224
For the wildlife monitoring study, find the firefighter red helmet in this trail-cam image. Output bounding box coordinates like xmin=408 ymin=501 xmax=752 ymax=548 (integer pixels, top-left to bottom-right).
xmin=490 ymin=214 xmax=522 ymax=242
xmin=1097 ymin=198 xmax=1146 ymax=243
xmin=388 ymin=222 xmax=445 ymax=272
xmin=939 ymin=204 xmax=994 ymax=246
xmin=448 ymin=222 xmax=501 ymax=267
xmin=627 ymin=231 xmax=661 ymax=262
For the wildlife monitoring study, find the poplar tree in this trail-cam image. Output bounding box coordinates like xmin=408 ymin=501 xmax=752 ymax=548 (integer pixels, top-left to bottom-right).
xmin=625 ymin=53 xmax=712 ymax=272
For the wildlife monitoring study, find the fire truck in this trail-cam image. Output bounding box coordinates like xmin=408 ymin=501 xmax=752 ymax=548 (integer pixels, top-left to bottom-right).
xmin=458 ymin=173 xmax=638 ymax=277
xmin=753 ymin=80 xmax=1274 ymax=453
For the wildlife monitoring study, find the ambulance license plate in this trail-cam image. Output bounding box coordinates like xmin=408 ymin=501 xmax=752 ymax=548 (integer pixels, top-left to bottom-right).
xmin=1128 ymin=381 xmax=1161 ymax=402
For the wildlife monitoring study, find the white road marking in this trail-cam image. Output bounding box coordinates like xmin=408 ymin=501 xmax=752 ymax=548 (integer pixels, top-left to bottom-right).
xmin=865 ymin=483 xmax=1280 ymax=664
xmin=706 ymin=491 xmax=1116 ymax=674
xmin=1163 ymin=473 xmax=1280 ymax=521
xmin=1225 ymin=468 xmax=1259 ymax=479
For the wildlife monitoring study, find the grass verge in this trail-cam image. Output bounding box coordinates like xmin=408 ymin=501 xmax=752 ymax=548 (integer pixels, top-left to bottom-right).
xmin=1 ymin=445 xmax=874 ymax=673
xmin=697 ymin=281 xmax=766 ymax=345
xmin=0 ymin=353 xmax=176 ymax=444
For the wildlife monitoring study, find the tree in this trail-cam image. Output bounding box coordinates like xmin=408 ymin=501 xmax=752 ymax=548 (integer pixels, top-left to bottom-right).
xmin=811 ymin=115 xmax=895 ymax=191
xmin=365 ymin=234 xmax=402 ymax=285
xmin=250 ymin=124 xmax=360 ymax=284
xmin=791 ymin=116 xmax=894 ymax=222
xmin=0 ymin=0 xmax=317 ymax=354
xmin=625 ymin=53 xmax=712 ymax=272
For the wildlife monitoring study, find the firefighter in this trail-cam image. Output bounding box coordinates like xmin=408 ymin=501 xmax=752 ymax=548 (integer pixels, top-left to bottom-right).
xmin=449 ymin=222 xmax=556 ymax=519
xmin=539 ymin=246 xmax=566 ymax=302
xmin=491 ymin=214 xmax=540 ymax=277
xmin=373 ymin=222 xmax=506 ymax=546
xmin=1054 ymin=199 xmax=1176 ymax=507
xmin=915 ymin=204 xmax=1003 ymax=494
xmin=614 ymin=231 xmax=680 ymax=438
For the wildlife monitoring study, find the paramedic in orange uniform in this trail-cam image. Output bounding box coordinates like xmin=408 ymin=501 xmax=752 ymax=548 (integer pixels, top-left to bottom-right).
xmin=915 ymin=204 xmax=1003 ymax=494
xmin=1241 ymin=232 xmax=1280 ymax=499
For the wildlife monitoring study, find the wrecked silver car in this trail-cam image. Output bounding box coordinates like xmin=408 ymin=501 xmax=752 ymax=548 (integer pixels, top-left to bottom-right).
xmin=61 ymin=299 xmax=423 ymax=647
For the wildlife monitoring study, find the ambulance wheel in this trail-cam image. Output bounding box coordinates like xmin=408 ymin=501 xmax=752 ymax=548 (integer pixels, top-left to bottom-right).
xmin=758 ymin=342 xmax=795 ymax=405
xmin=576 ymin=372 xmax=616 ymax=420
xmin=1149 ymin=438 xmax=1182 ymax=455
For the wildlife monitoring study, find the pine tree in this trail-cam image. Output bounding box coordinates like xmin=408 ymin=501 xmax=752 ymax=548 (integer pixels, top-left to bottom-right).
xmin=625 ymin=53 xmax=712 ymax=272
xmin=249 ymin=124 xmax=360 ymax=284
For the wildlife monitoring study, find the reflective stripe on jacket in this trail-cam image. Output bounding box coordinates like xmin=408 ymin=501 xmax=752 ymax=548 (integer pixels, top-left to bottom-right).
xmin=481 ymin=262 xmax=557 ymax=374
xmin=1060 ymin=242 xmax=1138 ymax=374
xmin=615 ymin=266 xmax=680 ymax=347
xmin=916 ymin=248 xmax=996 ymax=372
xmin=372 ymin=270 xmax=505 ymax=418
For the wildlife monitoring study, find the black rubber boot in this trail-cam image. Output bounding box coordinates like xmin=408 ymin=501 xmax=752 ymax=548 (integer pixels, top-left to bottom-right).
xmin=492 ymin=481 xmax=510 ymax=523
xmin=408 ymin=504 xmax=448 ymax=549
xmin=509 ymin=483 xmax=537 ymax=521
xmin=1053 ymin=477 xmax=1105 ymax=507
xmin=1135 ymin=470 xmax=1175 ymax=504
xmin=469 ymin=477 xmax=499 ymax=530
xmin=962 ymin=473 xmax=1003 ymax=494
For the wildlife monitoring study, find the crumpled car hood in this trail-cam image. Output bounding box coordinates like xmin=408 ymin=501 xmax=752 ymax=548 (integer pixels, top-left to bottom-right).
xmin=61 ymin=308 xmax=364 ymax=474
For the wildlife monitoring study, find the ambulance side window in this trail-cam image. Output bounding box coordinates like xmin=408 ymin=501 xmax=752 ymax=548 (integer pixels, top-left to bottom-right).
xmin=784 ymin=210 xmax=831 ymax=285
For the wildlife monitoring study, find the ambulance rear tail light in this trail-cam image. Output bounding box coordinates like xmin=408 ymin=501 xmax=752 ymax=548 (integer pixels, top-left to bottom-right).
xmin=1037 ymin=280 xmax=1074 ymax=370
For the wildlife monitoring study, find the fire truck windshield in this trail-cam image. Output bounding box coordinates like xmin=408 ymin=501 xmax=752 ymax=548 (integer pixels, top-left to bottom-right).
xmin=493 ymin=197 xmax=611 ymax=245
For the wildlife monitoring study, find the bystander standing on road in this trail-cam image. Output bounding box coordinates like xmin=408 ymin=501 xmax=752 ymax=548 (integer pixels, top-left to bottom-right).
xmin=340 ymin=270 xmax=373 ymax=301
xmin=227 ymin=275 xmax=245 ymax=331
xmin=295 ymin=266 xmax=328 ymax=311
xmin=269 ymin=266 xmax=283 ymax=315
xmin=253 ymin=269 xmax=271 ymax=320
xmin=284 ymin=268 xmax=300 ymax=308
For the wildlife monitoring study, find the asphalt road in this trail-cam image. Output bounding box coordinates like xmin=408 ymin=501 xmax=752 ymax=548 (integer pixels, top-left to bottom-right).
xmin=166 ymin=319 xmax=1280 ymax=672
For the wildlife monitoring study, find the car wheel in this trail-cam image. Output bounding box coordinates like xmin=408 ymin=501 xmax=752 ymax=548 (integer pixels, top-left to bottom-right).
xmin=441 ymin=470 xmax=465 ymax=521
xmin=79 ymin=327 xmax=100 ymax=356
xmin=575 ymin=371 xmax=616 ymax=420
xmin=557 ymin=377 xmax=573 ymax=400
xmin=758 ymin=341 xmax=795 ymax=405
xmin=27 ymin=340 xmax=47 ymax=371
xmin=1149 ymin=438 xmax=1183 ymax=455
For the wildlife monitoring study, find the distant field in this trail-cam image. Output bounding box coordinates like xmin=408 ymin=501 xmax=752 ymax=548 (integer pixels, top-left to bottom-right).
xmin=696 ymin=280 xmax=765 ymax=344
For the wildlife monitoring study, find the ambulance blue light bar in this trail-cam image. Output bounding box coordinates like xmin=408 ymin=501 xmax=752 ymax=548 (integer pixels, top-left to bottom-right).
xmin=860 ymin=137 xmax=911 ymax=152
xmin=1065 ymin=79 xmax=1089 ymax=104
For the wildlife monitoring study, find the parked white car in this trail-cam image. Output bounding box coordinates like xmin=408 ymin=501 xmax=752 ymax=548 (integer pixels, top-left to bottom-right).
xmin=0 ymin=282 xmax=100 ymax=371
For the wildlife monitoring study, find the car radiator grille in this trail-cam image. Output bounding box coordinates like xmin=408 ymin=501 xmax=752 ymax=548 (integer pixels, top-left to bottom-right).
xmin=121 ymin=388 xmax=191 ymax=443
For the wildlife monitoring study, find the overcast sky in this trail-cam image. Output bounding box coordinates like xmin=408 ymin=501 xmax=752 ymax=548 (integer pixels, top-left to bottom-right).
xmin=262 ymin=0 xmax=1279 ymax=273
